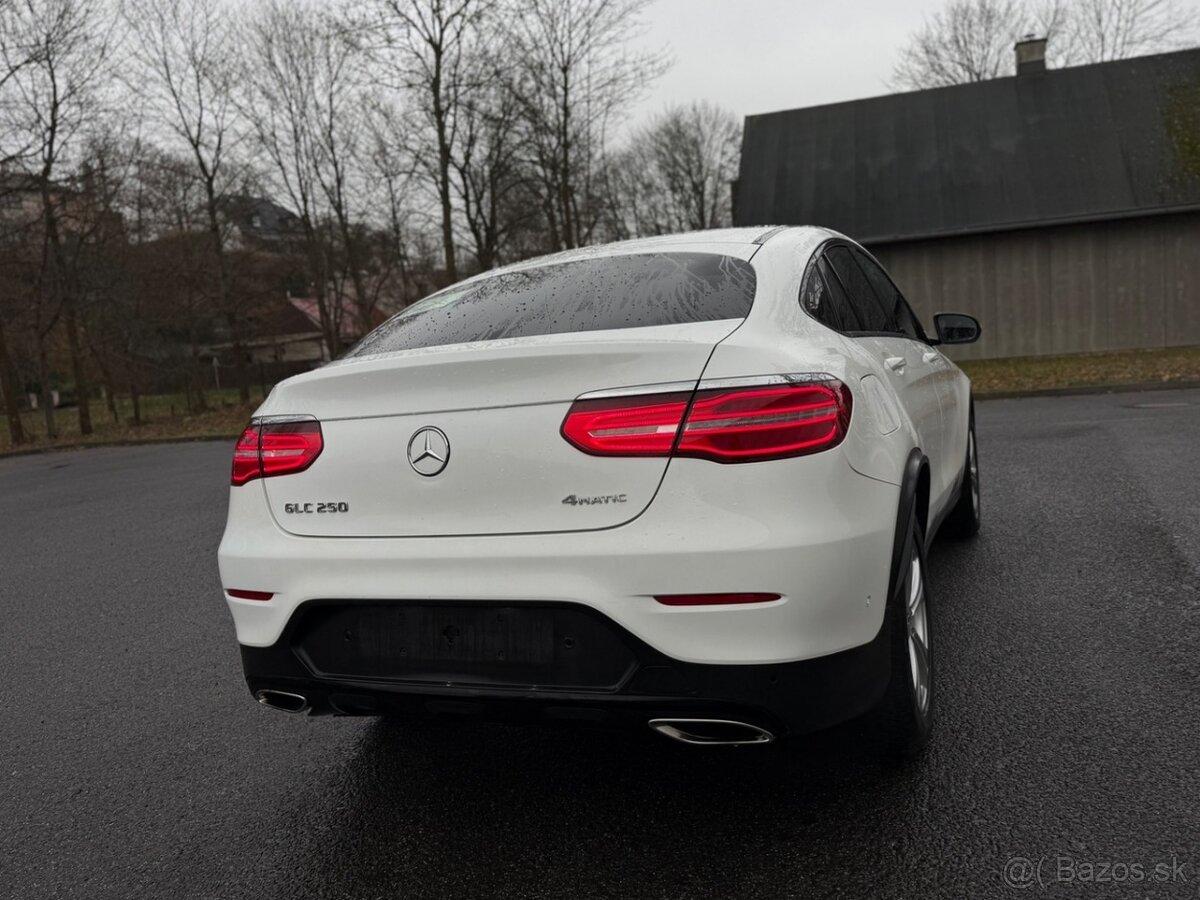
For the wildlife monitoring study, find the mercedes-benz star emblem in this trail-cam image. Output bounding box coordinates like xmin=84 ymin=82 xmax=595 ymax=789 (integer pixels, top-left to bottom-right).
xmin=407 ymin=426 xmax=450 ymax=476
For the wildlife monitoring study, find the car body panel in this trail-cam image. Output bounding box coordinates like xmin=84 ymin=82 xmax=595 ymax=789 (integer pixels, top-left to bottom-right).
xmin=218 ymin=225 xmax=973 ymax=733
xmin=220 ymin=444 xmax=897 ymax=663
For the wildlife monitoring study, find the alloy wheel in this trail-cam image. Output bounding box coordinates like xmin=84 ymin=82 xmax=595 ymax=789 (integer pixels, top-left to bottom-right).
xmin=906 ymin=547 xmax=931 ymax=717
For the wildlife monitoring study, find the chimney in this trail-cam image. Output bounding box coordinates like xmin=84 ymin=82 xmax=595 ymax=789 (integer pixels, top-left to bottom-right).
xmin=1015 ymin=35 xmax=1048 ymax=75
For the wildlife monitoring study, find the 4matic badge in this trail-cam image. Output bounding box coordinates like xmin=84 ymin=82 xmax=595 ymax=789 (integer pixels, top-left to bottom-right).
xmin=561 ymin=493 xmax=628 ymax=506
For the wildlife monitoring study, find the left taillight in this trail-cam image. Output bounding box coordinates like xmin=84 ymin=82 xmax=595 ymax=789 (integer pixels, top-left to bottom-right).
xmin=561 ymin=376 xmax=852 ymax=463
xmin=231 ymin=417 xmax=324 ymax=486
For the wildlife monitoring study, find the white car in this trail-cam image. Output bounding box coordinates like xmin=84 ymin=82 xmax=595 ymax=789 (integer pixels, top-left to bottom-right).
xmin=218 ymin=226 xmax=981 ymax=757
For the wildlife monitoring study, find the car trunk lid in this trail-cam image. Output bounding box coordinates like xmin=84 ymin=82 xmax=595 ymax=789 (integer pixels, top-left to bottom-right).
xmin=257 ymin=322 xmax=738 ymax=537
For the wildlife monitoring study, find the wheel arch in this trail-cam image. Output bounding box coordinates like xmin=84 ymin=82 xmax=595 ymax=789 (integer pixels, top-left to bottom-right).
xmin=889 ymin=448 xmax=929 ymax=597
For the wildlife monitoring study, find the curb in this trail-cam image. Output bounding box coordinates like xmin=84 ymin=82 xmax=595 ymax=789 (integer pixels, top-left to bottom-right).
xmin=975 ymin=380 xmax=1200 ymax=401
xmin=0 ymin=433 xmax=239 ymax=460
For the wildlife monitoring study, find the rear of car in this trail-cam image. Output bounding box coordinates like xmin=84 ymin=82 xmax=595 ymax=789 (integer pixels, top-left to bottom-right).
xmin=218 ymin=231 xmax=901 ymax=741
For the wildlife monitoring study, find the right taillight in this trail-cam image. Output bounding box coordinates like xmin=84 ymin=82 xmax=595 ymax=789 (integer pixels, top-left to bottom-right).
xmin=561 ymin=377 xmax=851 ymax=463
xmin=231 ymin=417 xmax=324 ymax=486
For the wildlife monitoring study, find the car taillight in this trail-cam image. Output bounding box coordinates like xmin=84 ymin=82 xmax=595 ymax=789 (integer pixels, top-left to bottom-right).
xmin=561 ymin=377 xmax=851 ymax=463
xmin=231 ymin=418 xmax=323 ymax=486
xmin=232 ymin=425 xmax=262 ymax=485
xmin=560 ymin=391 xmax=693 ymax=456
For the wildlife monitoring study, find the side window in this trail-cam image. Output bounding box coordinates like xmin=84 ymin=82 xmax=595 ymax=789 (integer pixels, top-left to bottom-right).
xmin=817 ymin=257 xmax=863 ymax=331
xmin=825 ymin=245 xmax=895 ymax=333
xmin=852 ymin=249 xmax=926 ymax=342
xmin=801 ymin=257 xmax=857 ymax=331
xmin=800 ymin=261 xmax=839 ymax=329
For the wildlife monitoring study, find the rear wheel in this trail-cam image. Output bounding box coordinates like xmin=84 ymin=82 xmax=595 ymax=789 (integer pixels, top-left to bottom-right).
xmin=942 ymin=405 xmax=980 ymax=539
xmin=867 ymin=510 xmax=934 ymax=759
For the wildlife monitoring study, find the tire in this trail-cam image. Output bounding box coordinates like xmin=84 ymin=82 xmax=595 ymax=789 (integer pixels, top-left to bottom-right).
xmin=867 ymin=510 xmax=935 ymax=760
xmin=941 ymin=403 xmax=981 ymax=539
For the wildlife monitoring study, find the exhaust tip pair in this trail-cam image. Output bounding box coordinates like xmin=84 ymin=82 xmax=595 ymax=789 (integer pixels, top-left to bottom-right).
xmin=253 ymin=694 xmax=774 ymax=746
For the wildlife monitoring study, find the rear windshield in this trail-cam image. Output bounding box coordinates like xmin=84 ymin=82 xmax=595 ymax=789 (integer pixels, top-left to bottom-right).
xmin=345 ymin=252 xmax=756 ymax=357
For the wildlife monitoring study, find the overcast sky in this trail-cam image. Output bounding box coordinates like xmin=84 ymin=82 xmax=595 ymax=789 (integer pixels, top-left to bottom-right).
xmin=624 ymin=0 xmax=957 ymax=126
xmin=626 ymin=0 xmax=954 ymax=124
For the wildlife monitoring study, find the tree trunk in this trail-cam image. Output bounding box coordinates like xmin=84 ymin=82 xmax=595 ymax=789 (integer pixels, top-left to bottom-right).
xmin=130 ymin=373 xmax=142 ymax=426
xmin=437 ymin=131 xmax=457 ymax=281
xmin=191 ymin=357 xmax=207 ymax=412
xmin=0 ymin=315 xmax=27 ymax=446
xmin=225 ymin=312 xmax=250 ymax=403
xmin=202 ymin=178 xmax=248 ymax=403
xmin=332 ymin=205 xmax=373 ymax=336
xmin=431 ymin=49 xmax=458 ymax=282
xmin=230 ymin=334 xmax=250 ymax=405
xmin=89 ymin=344 xmax=119 ymax=424
xmin=185 ymin=303 xmax=207 ymax=411
xmin=37 ymin=341 xmax=56 ymax=439
xmin=310 ymin=236 xmax=339 ymax=358
xmin=559 ymin=74 xmax=575 ymax=249
xmin=64 ymin=307 xmax=93 ymax=435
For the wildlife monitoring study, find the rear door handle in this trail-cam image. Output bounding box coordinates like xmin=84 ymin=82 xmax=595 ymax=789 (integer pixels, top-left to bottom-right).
xmin=885 ymin=356 xmax=907 ymax=373
xmin=922 ymin=350 xmax=941 ymax=363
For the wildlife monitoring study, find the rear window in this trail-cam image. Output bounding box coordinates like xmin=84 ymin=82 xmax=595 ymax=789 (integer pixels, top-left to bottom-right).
xmin=345 ymin=252 xmax=756 ymax=357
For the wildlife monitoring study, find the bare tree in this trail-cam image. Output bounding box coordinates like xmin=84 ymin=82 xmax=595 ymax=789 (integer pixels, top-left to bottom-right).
xmin=892 ymin=0 xmax=1033 ymax=89
xmin=503 ymin=0 xmax=670 ymax=251
xmin=367 ymin=99 xmax=429 ymax=304
xmin=452 ymin=54 xmax=536 ymax=270
xmin=306 ymin=27 xmax=381 ymax=337
xmin=0 ymin=0 xmax=33 ymax=444
xmin=244 ymin=0 xmax=349 ymax=355
xmin=370 ymin=0 xmax=492 ymax=283
xmin=107 ymin=145 xmax=212 ymax=421
xmin=1055 ymin=0 xmax=1199 ymax=63
xmin=892 ymin=0 xmax=1199 ymax=90
xmin=126 ymin=0 xmax=252 ymax=401
xmin=0 ymin=0 xmax=115 ymax=438
xmin=640 ymin=101 xmax=741 ymax=233
xmin=73 ymin=131 xmax=145 ymax=423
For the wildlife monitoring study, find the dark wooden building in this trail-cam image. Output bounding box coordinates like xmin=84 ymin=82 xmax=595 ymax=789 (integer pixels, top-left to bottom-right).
xmin=734 ymin=45 xmax=1200 ymax=359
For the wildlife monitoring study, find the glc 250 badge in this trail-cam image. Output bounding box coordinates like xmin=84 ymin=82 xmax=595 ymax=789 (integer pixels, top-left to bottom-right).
xmin=283 ymin=502 xmax=350 ymax=514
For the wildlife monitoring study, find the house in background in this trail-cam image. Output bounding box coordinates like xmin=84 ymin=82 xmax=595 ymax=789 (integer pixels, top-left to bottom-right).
xmin=734 ymin=44 xmax=1200 ymax=360
xmin=222 ymin=195 xmax=306 ymax=252
xmin=204 ymin=294 xmax=380 ymax=370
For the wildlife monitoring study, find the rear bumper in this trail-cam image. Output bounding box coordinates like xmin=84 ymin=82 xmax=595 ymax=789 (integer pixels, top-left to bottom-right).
xmin=240 ymin=599 xmax=892 ymax=737
xmin=219 ymin=453 xmax=900 ymax=665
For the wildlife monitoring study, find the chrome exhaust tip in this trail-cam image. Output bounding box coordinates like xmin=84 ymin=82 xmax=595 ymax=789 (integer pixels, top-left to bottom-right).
xmin=255 ymin=689 xmax=310 ymax=715
xmin=648 ymin=718 xmax=774 ymax=746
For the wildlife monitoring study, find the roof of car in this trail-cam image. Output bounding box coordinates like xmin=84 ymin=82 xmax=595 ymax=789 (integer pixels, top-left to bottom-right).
xmin=528 ymin=226 xmax=801 ymax=258
xmin=448 ymin=226 xmax=821 ymax=289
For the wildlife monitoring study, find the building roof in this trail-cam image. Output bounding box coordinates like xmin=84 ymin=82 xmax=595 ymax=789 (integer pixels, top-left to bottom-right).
xmin=288 ymin=296 xmax=384 ymax=339
xmin=734 ymin=47 xmax=1200 ymax=244
xmin=222 ymin=195 xmax=305 ymax=244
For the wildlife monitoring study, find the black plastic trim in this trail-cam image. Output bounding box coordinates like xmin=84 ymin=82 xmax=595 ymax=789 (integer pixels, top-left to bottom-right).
xmin=889 ymin=449 xmax=927 ymax=592
xmin=240 ymin=599 xmax=891 ymax=737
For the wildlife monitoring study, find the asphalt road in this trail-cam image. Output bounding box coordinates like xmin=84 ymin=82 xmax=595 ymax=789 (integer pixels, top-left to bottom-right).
xmin=3 ymin=388 xmax=1199 ymax=900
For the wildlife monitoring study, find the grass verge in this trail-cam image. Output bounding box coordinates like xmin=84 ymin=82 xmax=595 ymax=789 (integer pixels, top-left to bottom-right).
xmin=2 ymin=346 xmax=1198 ymax=456
xmin=1 ymin=389 xmax=258 ymax=456
xmin=960 ymin=345 xmax=1200 ymax=396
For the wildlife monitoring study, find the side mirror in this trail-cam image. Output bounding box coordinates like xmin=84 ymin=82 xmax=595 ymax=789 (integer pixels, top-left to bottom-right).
xmin=933 ymin=313 xmax=981 ymax=345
